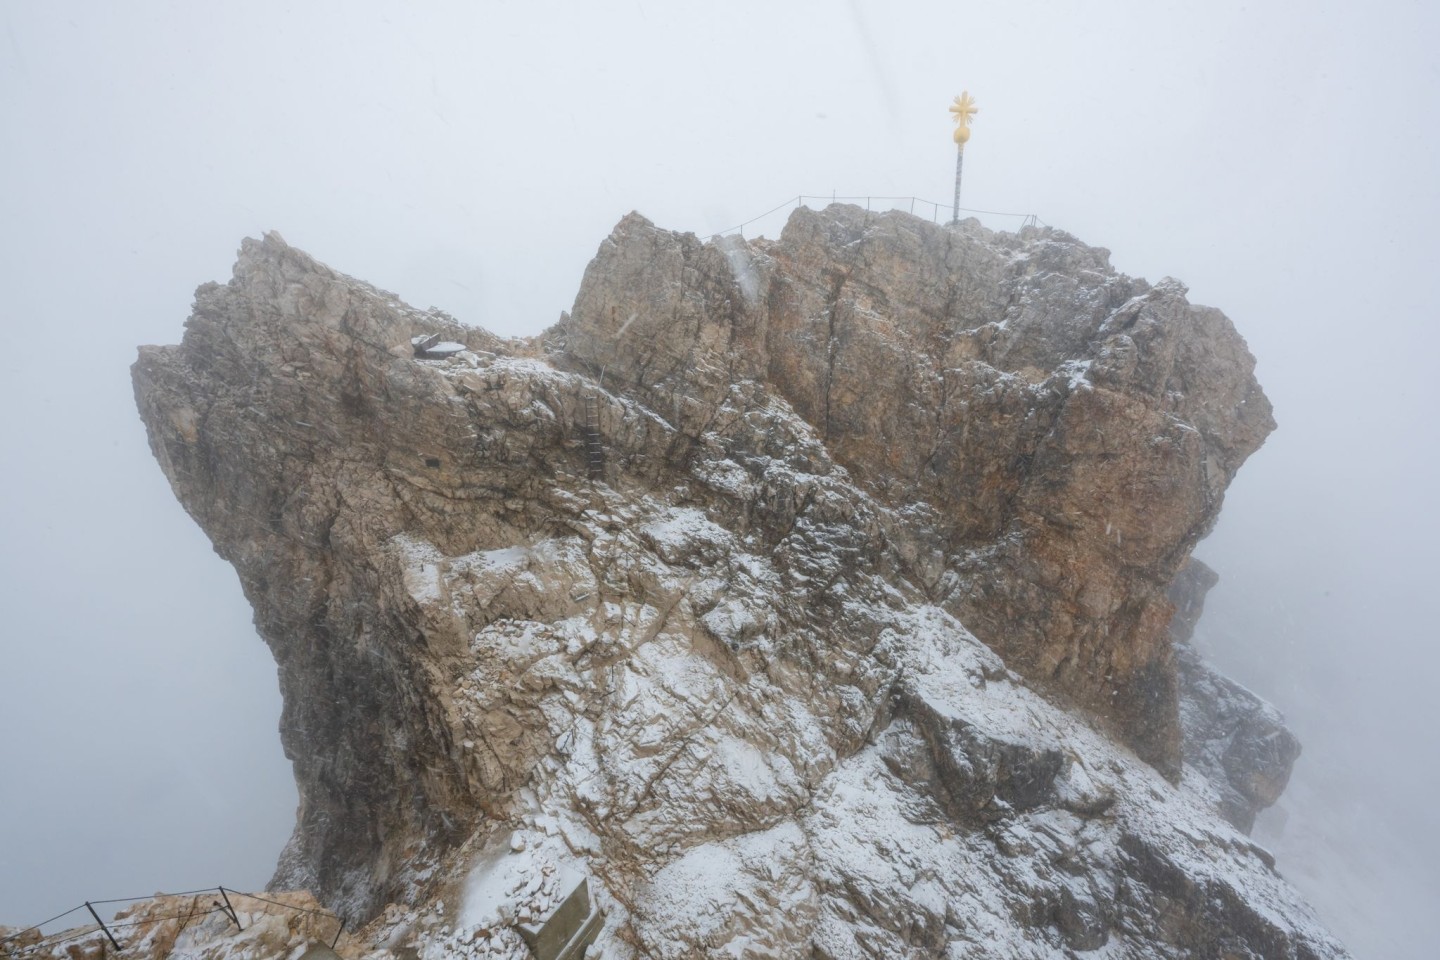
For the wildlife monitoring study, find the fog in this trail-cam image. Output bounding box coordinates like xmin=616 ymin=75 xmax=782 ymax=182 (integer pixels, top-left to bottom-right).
xmin=2 ymin=2 xmax=1435 ymax=956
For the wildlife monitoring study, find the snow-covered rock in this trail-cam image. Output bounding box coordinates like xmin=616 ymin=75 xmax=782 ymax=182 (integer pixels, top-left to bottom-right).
xmin=123 ymin=208 xmax=1343 ymax=957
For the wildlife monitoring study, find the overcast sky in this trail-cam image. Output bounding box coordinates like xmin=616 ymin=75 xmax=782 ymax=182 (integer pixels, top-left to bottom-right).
xmin=2 ymin=2 xmax=1436 ymax=956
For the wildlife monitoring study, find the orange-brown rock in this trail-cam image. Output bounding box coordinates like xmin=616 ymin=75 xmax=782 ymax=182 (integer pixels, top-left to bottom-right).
xmin=556 ymin=205 xmax=1274 ymax=774
xmin=128 ymin=213 xmax=1342 ymax=958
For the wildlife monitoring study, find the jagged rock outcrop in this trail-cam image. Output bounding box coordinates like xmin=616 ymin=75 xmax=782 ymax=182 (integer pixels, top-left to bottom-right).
xmin=1172 ymin=559 xmax=1302 ymax=832
xmin=130 ymin=207 xmax=1342 ymax=958
xmin=555 ymin=207 xmax=1273 ymax=775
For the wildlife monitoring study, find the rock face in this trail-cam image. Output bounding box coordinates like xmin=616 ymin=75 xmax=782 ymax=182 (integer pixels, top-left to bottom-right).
xmin=556 ymin=207 xmax=1273 ymax=775
xmin=1172 ymin=559 xmax=1303 ymax=833
xmin=131 ymin=208 xmax=1343 ymax=958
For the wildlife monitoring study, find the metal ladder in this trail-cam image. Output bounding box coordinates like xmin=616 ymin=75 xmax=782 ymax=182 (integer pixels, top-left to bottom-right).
xmin=584 ymin=396 xmax=604 ymax=480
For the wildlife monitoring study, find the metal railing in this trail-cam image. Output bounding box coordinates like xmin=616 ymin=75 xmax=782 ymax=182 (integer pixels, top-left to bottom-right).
xmin=1 ymin=887 xmax=344 ymax=957
xmin=704 ymin=194 xmax=1046 ymax=239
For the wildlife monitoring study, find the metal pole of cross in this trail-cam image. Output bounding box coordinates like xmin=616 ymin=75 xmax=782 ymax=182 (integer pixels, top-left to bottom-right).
xmin=949 ymin=91 xmax=978 ymax=224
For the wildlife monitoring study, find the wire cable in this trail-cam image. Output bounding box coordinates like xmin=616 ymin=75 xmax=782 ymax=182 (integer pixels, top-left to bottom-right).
xmin=0 ymin=906 xmax=86 ymax=945
xmin=6 ymin=927 xmax=100 ymax=956
xmin=89 ymin=888 xmax=219 ymax=906
xmin=706 ymin=196 xmax=803 ymax=238
xmin=221 ymin=890 xmax=334 ymax=919
xmin=706 ymin=194 xmax=1044 ymax=240
xmin=107 ymin=907 xmax=223 ymax=930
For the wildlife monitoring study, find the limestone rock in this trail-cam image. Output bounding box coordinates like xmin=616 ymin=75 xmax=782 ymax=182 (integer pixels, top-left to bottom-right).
xmin=555 ymin=206 xmax=1274 ymax=775
xmin=1173 ymin=558 xmax=1303 ymax=832
xmin=128 ymin=210 xmax=1343 ymax=958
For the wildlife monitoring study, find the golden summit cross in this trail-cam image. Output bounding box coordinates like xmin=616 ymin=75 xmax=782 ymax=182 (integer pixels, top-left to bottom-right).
xmin=949 ymin=91 xmax=978 ymax=224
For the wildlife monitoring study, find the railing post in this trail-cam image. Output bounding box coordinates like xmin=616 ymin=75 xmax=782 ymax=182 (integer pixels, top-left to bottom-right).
xmin=216 ymin=888 xmax=243 ymax=932
xmin=83 ymin=903 xmax=121 ymax=953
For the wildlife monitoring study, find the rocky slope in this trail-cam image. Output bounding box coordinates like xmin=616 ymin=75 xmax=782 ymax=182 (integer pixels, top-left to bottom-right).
xmin=127 ymin=206 xmax=1344 ymax=957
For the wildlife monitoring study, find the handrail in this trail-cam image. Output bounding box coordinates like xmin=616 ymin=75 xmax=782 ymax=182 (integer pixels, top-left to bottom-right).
xmin=2 ymin=887 xmax=343 ymax=957
xmin=704 ymin=193 xmax=1046 ymax=239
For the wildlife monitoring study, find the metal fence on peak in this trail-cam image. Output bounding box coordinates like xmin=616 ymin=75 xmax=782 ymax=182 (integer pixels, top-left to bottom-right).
xmin=704 ymin=194 xmax=1046 ymax=240
xmin=0 ymin=887 xmax=344 ymax=958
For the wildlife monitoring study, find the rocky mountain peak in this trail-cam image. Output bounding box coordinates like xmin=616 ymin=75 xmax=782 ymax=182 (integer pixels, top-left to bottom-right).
xmin=126 ymin=206 xmax=1343 ymax=958
xmin=555 ymin=204 xmax=1274 ymax=775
